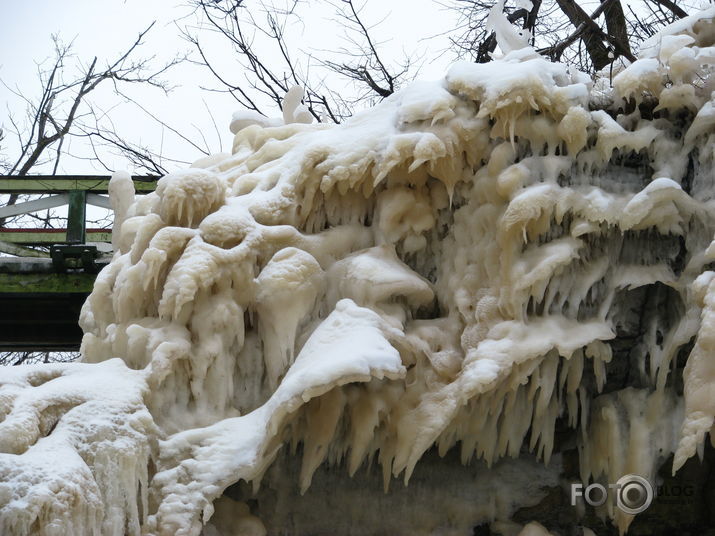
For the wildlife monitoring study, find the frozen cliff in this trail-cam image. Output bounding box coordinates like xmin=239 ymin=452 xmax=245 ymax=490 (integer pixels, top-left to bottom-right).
xmin=3 ymin=6 xmax=715 ymax=536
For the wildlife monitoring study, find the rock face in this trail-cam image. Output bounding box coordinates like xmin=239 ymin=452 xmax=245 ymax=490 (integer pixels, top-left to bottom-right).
xmin=4 ymin=7 xmax=715 ymax=536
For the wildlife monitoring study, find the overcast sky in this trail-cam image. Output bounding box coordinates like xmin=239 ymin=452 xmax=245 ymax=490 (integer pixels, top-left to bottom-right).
xmin=0 ymin=0 xmax=459 ymax=176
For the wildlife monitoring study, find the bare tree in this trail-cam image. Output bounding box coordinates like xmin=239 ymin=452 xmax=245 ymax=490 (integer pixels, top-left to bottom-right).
xmin=180 ymin=0 xmax=415 ymax=123
xmin=319 ymin=0 xmax=413 ymax=104
xmin=3 ymin=24 xmax=183 ymax=180
xmin=0 ymin=23 xmax=194 ymax=231
xmin=449 ymin=0 xmax=695 ymax=74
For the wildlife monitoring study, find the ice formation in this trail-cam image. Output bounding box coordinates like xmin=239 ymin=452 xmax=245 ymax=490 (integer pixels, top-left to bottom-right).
xmin=4 ymin=6 xmax=715 ymax=536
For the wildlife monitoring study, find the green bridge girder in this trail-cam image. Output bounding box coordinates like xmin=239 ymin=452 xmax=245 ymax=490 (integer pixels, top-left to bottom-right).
xmin=0 ymin=230 xmax=112 ymax=246
xmin=0 ymin=175 xmax=159 ymax=193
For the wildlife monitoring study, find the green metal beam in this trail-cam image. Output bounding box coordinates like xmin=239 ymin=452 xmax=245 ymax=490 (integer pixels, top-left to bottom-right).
xmin=0 ymin=193 xmax=69 ymax=219
xmin=0 ymin=272 xmax=96 ymax=293
xmin=66 ymin=190 xmax=87 ymax=243
xmin=0 ymin=230 xmax=112 ymax=244
xmin=0 ymin=175 xmax=159 ymax=193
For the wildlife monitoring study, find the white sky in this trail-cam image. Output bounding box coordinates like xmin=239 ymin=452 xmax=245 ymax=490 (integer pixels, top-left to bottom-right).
xmin=0 ymin=0 xmax=460 ymax=176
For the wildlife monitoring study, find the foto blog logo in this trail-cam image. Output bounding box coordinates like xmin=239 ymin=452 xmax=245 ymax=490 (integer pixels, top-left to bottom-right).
xmin=570 ymin=474 xmax=654 ymax=515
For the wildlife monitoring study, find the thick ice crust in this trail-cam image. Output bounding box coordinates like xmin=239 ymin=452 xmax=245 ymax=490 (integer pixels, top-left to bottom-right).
xmin=5 ymin=7 xmax=715 ymax=536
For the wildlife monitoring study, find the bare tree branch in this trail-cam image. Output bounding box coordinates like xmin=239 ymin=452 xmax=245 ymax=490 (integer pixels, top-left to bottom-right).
xmin=0 ymin=23 xmax=186 ymax=227
xmin=649 ymin=0 xmax=688 ymax=20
